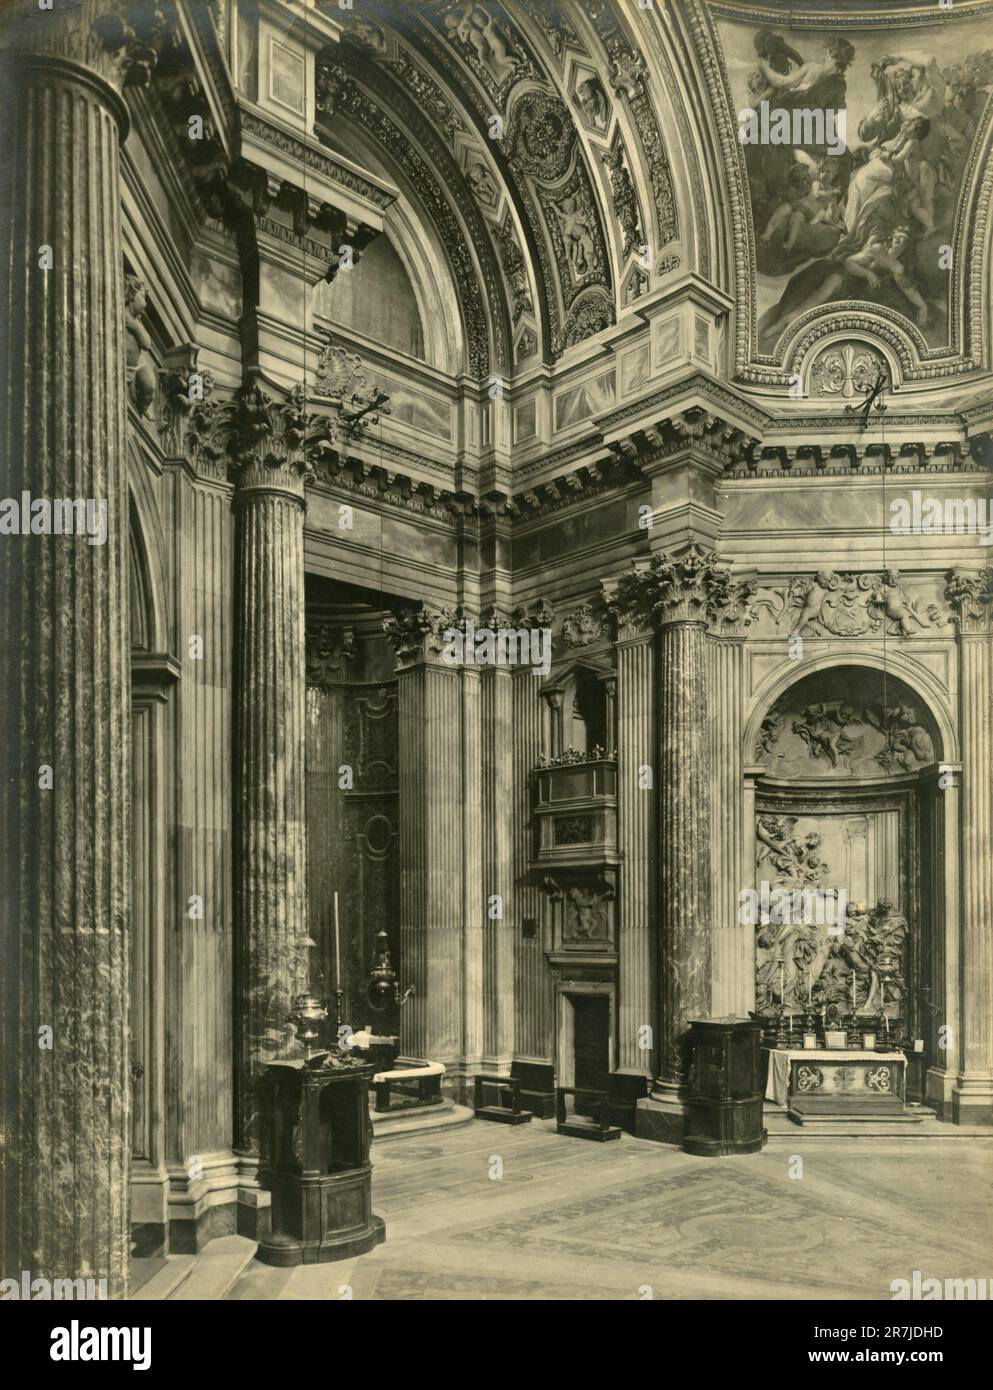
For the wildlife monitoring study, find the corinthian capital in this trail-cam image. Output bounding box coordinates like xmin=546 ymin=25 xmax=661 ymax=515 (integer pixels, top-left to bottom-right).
xmin=382 ymin=604 xmax=471 ymax=668
xmin=946 ymin=567 xmax=993 ymax=635
xmin=227 ymin=372 xmax=337 ymax=501
xmin=605 ymin=544 xmax=734 ymax=629
xmin=0 ymin=0 xmax=166 ymax=97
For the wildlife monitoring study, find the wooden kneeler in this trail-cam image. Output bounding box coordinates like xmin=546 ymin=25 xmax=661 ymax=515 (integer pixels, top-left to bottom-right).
xmin=473 ymin=1074 xmax=534 ymax=1124
xmin=555 ymin=1086 xmax=621 ymax=1141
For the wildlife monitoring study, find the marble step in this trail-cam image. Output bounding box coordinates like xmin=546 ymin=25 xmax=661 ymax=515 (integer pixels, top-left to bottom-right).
xmin=166 ymin=1236 xmax=258 ymax=1301
xmin=371 ymin=1100 xmax=474 ymax=1143
xmin=129 ymin=1256 xmax=196 ymax=1301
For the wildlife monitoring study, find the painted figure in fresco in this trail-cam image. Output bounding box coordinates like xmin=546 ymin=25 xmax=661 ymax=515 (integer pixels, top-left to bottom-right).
xmin=760 ymin=157 xmax=846 ymax=252
xmin=752 ymin=31 xmax=855 ymax=100
xmin=740 ymin=21 xmax=993 ymax=349
xmin=760 ymin=225 xmax=929 ymax=344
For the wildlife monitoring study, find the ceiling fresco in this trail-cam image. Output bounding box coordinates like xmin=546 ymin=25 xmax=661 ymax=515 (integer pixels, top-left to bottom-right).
xmin=714 ymin=10 xmax=993 ymax=354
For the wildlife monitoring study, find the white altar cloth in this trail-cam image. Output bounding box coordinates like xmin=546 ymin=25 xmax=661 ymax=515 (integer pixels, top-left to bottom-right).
xmin=765 ymin=1048 xmax=905 ymax=1107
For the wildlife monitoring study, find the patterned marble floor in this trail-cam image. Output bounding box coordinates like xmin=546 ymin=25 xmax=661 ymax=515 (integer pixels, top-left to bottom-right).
xmin=227 ymin=1120 xmax=993 ymax=1301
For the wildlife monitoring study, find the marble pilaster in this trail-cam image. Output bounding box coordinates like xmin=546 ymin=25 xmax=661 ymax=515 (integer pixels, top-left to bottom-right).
xmin=461 ymin=667 xmax=484 ymax=1081
xmin=710 ymin=634 xmax=752 ymax=1017
xmin=512 ymin=666 xmax=550 ymax=1061
xmin=386 ymin=609 xmax=465 ymax=1069
xmin=0 ymin=0 xmax=162 ymax=1296
xmin=947 ymin=570 xmax=993 ymax=1123
xmin=481 ymin=666 xmax=515 ymax=1069
xmin=615 ymin=623 xmax=655 ymax=1075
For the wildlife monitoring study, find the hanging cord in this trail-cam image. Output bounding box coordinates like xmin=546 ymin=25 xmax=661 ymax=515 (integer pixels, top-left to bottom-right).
xmin=879 ymin=372 xmax=888 ymax=715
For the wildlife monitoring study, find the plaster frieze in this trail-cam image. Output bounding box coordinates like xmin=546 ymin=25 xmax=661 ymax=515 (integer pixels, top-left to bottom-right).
xmin=752 ymin=571 xmax=950 ymax=640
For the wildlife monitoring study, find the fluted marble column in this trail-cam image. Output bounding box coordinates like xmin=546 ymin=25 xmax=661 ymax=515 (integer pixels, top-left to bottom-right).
xmin=609 ymin=546 xmax=733 ymax=1106
xmin=948 ymin=570 xmax=993 ymax=1124
xmin=232 ymin=380 xmax=328 ymax=1174
xmin=657 ymin=618 xmax=712 ymax=1089
xmin=0 ymin=2 xmax=151 ymax=1296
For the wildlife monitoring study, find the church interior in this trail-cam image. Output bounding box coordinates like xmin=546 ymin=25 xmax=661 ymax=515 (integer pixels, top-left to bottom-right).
xmin=1 ymin=0 xmax=992 ymax=1304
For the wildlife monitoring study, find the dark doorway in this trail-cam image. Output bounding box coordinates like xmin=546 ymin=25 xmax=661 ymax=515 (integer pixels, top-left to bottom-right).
xmin=572 ymin=994 xmax=610 ymax=1094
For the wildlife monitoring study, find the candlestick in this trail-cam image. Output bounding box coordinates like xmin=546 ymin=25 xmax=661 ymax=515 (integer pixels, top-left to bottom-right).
xmin=334 ymin=891 xmax=342 ymax=993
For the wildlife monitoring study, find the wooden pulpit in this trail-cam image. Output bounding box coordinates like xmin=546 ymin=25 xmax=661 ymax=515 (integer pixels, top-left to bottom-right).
xmin=257 ymin=1057 xmax=385 ymax=1266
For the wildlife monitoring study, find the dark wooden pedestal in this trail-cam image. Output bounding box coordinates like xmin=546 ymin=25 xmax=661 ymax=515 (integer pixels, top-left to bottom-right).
xmin=683 ymin=1018 xmax=767 ymax=1157
xmin=257 ymin=1058 xmax=386 ymax=1267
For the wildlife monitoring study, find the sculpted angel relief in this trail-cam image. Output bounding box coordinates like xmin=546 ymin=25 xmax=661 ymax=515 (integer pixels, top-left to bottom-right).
xmin=718 ymin=17 xmax=993 ymax=349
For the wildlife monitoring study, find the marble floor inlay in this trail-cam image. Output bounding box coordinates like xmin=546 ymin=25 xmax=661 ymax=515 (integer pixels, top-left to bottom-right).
xmin=223 ymin=1121 xmax=993 ymax=1301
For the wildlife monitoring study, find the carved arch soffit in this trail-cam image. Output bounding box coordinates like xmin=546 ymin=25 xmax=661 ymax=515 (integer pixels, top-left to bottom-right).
xmin=690 ymin=0 xmax=993 ymax=382
xmin=320 ymin=0 xmax=688 ymax=369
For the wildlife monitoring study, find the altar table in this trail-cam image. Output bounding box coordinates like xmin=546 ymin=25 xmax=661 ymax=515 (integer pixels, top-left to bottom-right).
xmin=765 ymin=1048 xmax=906 ymax=1109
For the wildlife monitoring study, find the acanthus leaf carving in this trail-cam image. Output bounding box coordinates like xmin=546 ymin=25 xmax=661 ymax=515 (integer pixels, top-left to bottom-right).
xmin=945 ymin=566 xmax=993 ymax=633
xmin=382 ymin=603 xmax=471 ymax=666
xmin=605 ymin=544 xmax=734 ymax=629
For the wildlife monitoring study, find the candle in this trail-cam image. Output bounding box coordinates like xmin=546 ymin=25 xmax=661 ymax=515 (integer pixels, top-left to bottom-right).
xmin=334 ymin=891 xmax=342 ymax=989
xmin=807 ymin=969 xmax=812 ymax=1007
xmin=851 ymin=970 xmax=857 ymax=1013
xmin=779 ymin=962 xmax=785 ymax=1003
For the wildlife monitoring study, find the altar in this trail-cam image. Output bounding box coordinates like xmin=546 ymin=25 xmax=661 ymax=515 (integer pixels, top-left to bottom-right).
xmin=765 ymin=1047 xmax=907 ymax=1119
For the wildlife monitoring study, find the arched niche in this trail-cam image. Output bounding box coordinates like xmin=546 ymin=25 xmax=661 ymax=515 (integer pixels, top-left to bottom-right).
xmin=539 ymin=657 xmax=616 ymax=760
xmin=743 ymin=649 xmax=957 ymax=771
xmin=129 ymin=501 xmax=156 ymax=653
xmin=744 ymin=663 xmax=952 ymax=1101
xmin=745 ymin=667 xmax=956 ymax=1100
xmin=753 ymin=665 xmax=942 ymax=780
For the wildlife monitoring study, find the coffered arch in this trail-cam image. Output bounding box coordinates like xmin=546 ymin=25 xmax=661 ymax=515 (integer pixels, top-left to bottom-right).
xmin=313 ymin=0 xmax=708 ymax=375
